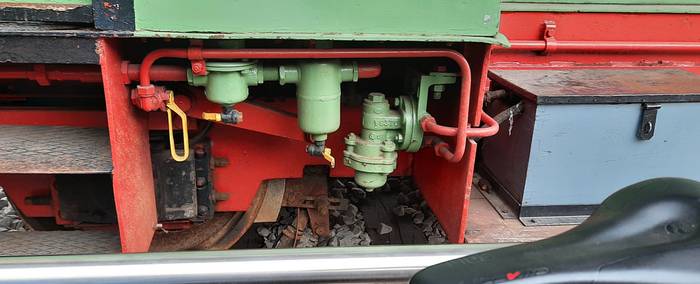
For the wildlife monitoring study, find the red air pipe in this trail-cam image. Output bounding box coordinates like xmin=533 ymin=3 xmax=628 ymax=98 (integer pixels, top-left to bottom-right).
xmin=421 ymin=112 xmax=498 ymax=138
xmin=0 ymin=63 xmax=378 ymax=85
xmin=0 ymin=64 xmax=187 ymax=85
xmin=505 ymin=40 xmax=700 ymax=53
xmin=137 ymin=48 xmax=483 ymax=163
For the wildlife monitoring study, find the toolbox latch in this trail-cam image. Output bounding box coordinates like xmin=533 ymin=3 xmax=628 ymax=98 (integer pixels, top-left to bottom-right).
xmin=637 ymin=103 xmax=661 ymax=140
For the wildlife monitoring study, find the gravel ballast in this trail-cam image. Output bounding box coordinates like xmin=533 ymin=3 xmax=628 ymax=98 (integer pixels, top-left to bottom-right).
xmin=0 ymin=187 xmax=26 ymax=232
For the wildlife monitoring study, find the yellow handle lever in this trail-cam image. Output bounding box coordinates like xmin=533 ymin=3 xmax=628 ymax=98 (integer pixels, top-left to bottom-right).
xmin=202 ymin=112 xmax=222 ymax=122
xmin=165 ymin=91 xmax=189 ymax=162
xmin=322 ymin=148 xmax=335 ymax=168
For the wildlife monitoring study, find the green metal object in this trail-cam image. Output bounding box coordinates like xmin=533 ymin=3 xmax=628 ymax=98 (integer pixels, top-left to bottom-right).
xmin=132 ymin=0 xmax=506 ymax=44
xmin=343 ymin=72 xmax=458 ymax=190
xmin=296 ymin=61 xmax=343 ymax=142
xmin=502 ymin=0 xmax=700 ymax=13
xmin=344 ymin=93 xmax=402 ymax=190
xmin=410 ymin=72 xmax=458 ymax=152
xmin=189 ymin=60 xmax=359 ymax=142
xmin=188 ymin=62 xmax=261 ymax=105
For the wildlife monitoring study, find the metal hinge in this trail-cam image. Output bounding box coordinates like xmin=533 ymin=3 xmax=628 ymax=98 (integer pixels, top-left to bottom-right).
xmin=637 ymin=103 xmax=661 ymax=140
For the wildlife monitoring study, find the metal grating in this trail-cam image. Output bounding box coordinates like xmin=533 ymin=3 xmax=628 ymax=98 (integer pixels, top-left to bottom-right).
xmin=0 ymin=125 xmax=112 ymax=174
xmin=0 ymin=231 xmax=121 ymax=256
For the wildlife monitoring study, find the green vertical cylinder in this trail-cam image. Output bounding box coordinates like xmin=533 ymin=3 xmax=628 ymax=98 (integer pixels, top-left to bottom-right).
xmin=297 ymin=60 xmax=342 ymax=142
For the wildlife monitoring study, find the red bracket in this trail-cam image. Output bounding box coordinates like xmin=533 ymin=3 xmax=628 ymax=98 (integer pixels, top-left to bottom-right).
xmin=187 ymin=45 xmax=207 ymax=76
xmin=542 ymin=20 xmax=558 ymax=55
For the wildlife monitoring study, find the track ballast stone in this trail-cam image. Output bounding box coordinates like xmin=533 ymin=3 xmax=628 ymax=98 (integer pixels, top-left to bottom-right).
xmin=0 ymin=187 xmax=25 ymax=232
xmin=254 ymin=177 xmax=446 ymax=248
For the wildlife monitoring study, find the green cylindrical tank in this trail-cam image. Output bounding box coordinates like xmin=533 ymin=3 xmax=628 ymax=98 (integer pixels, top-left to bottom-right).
xmin=188 ymin=62 xmax=259 ymax=106
xmin=296 ymin=60 xmax=342 ymax=142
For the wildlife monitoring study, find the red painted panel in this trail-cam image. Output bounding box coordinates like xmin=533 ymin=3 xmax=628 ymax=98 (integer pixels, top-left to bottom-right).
xmin=98 ymin=39 xmax=157 ymax=253
xmin=411 ymin=46 xmax=490 ymax=244
xmin=501 ymin=13 xmax=700 ymax=42
xmin=494 ymin=13 xmax=700 ymax=67
xmin=0 ymin=110 xmax=107 ymax=127
xmin=210 ymin=107 xmax=413 ymax=211
xmin=414 ymin=141 xmax=477 ymax=244
xmin=0 ymin=174 xmax=54 ymax=217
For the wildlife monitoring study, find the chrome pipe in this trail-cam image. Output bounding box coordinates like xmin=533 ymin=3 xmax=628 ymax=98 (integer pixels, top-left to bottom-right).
xmin=0 ymin=244 xmax=510 ymax=284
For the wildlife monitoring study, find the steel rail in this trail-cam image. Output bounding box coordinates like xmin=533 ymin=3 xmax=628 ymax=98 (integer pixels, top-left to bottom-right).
xmin=0 ymin=244 xmax=510 ymax=284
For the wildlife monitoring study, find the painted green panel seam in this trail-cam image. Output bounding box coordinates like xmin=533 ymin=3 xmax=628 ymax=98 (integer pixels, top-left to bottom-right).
xmin=134 ymin=0 xmax=501 ymax=41
xmin=133 ymin=31 xmax=511 ymax=46
xmin=502 ymin=3 xmax=700 ymax=13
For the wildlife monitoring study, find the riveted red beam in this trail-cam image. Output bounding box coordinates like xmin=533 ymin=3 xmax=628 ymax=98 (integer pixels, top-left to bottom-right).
xmin=138 ymin=48 xmax=482 ymax=163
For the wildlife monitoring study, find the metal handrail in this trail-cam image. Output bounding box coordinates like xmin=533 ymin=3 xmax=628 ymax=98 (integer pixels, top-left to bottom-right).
xmin=0 ymin=244 xmax=511 ymax=284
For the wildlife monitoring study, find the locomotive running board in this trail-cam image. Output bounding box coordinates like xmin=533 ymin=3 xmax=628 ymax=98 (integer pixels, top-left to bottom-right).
xmin=0 ymin=125 xmax=112 ymax=174
xmin=0 ymin=231 xmax=121 ymax=256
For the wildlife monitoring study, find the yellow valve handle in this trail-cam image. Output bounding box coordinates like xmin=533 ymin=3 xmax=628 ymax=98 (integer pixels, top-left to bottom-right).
xmin=322 ymin=148 xmax=336 ymax=168
xmin=202 ymin=112 xmax=222 ymax=122
xmin=165 ymin=91 xmax=189 ymax=162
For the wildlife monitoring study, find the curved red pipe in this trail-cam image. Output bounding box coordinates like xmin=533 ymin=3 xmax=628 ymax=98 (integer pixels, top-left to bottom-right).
xmin=421 ymin=112 xmax=499 ymax=161
xmin=137 ymin=48 xmax=474 ymax=163
xmin=421 ymin=112 xmax=498 ymax=138
xmin=466 ymin=112 xmax=499 ymax=138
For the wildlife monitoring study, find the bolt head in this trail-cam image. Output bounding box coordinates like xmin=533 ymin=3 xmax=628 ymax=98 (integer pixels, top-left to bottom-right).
xmin=196 ymin=177 xmax=207 ymax=187
xmin=368 ymin=92 xmax=385 ymax=102
xmin=192 ymin=63 xmax=203 ymax=73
